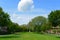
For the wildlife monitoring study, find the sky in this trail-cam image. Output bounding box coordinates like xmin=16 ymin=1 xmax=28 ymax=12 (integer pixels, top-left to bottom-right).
xmin=0 ymin=0 xmax=60 ymax=25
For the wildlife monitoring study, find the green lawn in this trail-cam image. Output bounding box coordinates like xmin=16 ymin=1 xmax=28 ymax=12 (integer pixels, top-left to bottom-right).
xmin=0 ymin=32 xmax=60 ymax=40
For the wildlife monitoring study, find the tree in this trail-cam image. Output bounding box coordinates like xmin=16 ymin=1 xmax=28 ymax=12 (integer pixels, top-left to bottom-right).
xmin=0 ymin=7 xmax=21 ymax=34
xmin=28 ymin=16 xmax=47 ymax=32
xmin=0 ymin=7 xmax=11 ymax=26
xmin=7 ymin=23 xmax=21 ymax=33
xmin=20 ymin=24 xmax=28 ymax=32
xmin=48 ymin=10 xmax=60 ymax=27
xmin=40 ymin=22 xmax=52 ymax=32
xmin=0 ymin=7 xmax=12 ymax=34
xmin=0 ymin=7 xmax=3 ymax=12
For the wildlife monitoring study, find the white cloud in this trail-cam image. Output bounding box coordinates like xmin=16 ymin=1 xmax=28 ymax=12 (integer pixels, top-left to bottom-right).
xmin=10 ymin=13 xmax=31 ymax=25
xmin=18 ymin=0 xmax=34 ymax=11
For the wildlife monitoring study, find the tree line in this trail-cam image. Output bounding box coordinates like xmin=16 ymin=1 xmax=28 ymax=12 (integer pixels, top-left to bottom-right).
xmin=0 ymin=7 xmax=60 ymax=35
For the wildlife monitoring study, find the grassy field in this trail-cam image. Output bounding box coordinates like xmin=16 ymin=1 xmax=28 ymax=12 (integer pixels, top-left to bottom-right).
xmin=0 ymin=32 xmax=60 ymax=40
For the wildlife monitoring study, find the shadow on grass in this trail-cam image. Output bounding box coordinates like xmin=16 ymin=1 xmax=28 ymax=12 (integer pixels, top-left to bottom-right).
xmin=0 ymin=35 xmax=20 ymax=38
xmin=54 ymin=34 xmax=60 ymax=38
xmin=56 ymin=36 xmax=60 ymax=38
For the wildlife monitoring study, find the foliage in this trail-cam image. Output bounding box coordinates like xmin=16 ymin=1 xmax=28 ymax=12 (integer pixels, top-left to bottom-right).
xmin=0 ymin=7 xmax=11 ymax=26
xmin=28 ymin=16 xmax=47 ymax=32
xmin=0 ymin=7 xmax=21 ymax=34
xmin=48 ymin=10 xmax=60 ymax=27
xmin=7 ymin=23 xmax=21 ymax=34
xmin=20 ymin=24 xmax=29 ymax=32
xmin=40 ymin=22 xmax=52 ymax=32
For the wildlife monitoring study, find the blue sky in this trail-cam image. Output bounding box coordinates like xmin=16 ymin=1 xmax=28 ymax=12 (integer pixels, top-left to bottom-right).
xmin=0 ymin=0 xmax=60 ymax=25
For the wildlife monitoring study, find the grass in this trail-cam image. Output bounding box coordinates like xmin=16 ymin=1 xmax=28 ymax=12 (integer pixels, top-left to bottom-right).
xmin=0 ymin=32 xmax=60 ymax=40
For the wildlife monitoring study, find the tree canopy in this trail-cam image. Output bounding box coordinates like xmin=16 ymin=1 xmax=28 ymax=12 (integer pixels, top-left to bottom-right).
xmin=48 ymin=10 xmax=60 ymax=27
xmin=0 ymin=7 xmax=11 ymax=26
xmin=28 ymin=16 xmax=47 ymax=32
xmin=0 ymin=7 xmax=21 ymax=34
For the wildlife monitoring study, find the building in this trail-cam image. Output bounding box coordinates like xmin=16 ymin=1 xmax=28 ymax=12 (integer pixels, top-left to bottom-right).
xmin=47 ymin=26 xmax=60 ymax=34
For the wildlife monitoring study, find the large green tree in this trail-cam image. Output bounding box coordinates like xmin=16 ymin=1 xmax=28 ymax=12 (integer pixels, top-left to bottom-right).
xmin=0 ymin=7 xmax=21 ymax=34
xmin=48 ymin=10 xmax=60 ymax=27
xmin=28 ymin=16 xmax=47 ymax=32
xmin=0 ymin=7 xmax=12 ymax=34
xmin=0 ymin=7 xmax=11 ymax=26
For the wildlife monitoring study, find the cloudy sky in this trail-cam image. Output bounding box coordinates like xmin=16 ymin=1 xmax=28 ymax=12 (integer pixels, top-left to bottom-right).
xmin=0 ymin=0 xmax=60 ymax=25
